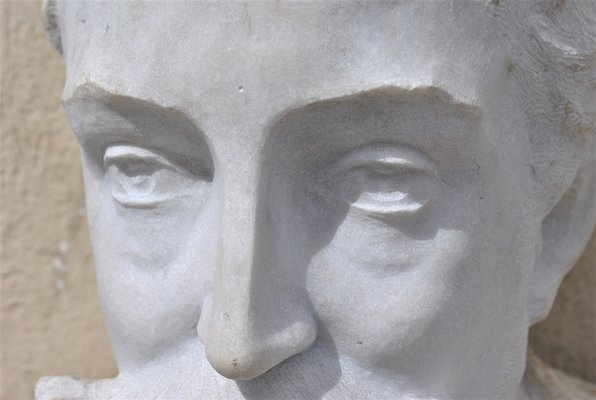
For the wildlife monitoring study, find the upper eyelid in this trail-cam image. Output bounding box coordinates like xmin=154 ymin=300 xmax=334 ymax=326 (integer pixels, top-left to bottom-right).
xmin=330 ymin=144 xmax=438 ymax=176
xmin=104 ymin=145 xmax=185 ymax=173
xmin=103 ymin=144 xmax=214 ymax=181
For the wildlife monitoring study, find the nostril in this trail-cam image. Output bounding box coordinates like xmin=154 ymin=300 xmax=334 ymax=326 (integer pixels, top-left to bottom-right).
xmin=196 ymin=295 xmax=213 ymax=344
xmin=203 ymin=318 xmax=317 ymax=381
xmin=205 ymin=350 xmax=269 ymax=381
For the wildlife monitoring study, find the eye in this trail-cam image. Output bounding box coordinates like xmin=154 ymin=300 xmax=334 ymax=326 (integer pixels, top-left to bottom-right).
xmin=104 ymin=145 xmax=207 ymax=208
xmin=314 ymin=144 xmax=439 ymax=217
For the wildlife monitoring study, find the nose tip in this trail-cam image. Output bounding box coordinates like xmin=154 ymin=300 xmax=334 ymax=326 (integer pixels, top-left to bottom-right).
xmin=203 ymin=318 xmax=316 ymax=380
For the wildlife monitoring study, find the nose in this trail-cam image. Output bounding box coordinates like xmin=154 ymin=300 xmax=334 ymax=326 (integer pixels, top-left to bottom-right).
xmin=198 ymin=161 xmax=316 ymax=380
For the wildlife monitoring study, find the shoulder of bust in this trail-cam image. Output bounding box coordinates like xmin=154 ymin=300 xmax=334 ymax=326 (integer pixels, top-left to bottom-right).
xmin=523 ymin=350 xmax=596 ymax=400
xmin=35 ymin=375 xmax=89 ymax=400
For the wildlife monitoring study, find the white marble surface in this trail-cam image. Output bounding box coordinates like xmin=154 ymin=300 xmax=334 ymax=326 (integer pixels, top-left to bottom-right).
xmin=38 ymin=1 xmax=596 ymax=399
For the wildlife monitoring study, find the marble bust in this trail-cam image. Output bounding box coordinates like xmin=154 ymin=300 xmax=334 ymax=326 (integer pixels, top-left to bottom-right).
xmin=37 ymin=1 xmax=595 ymax=399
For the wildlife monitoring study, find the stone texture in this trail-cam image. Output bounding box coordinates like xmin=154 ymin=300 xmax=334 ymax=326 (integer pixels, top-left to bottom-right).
xmin=0 ymin=2 xmax=594 ymax=400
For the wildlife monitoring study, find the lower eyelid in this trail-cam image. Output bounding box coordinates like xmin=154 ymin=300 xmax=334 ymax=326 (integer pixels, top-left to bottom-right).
xmin=351 ymin=192 xmax=431 ymax=215
xmin=316 ymin=167 xmax=437 ymax=216
xmin=111 ymin=193 xmax=195 ymax=209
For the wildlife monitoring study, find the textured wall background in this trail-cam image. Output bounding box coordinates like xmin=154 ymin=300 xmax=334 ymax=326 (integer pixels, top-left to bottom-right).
xmin=1 ymin=2 xmax=116 ymax=400
xmin=0 ymin=2 xmax=594 ymax=400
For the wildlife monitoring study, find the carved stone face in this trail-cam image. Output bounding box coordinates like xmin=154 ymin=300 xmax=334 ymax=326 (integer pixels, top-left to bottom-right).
xmin=48 ymin=1 xmax=594 ymax=399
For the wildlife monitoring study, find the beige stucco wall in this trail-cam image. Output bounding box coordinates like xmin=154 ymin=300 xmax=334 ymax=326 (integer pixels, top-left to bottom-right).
xmin=1 ymin=3 xmax=116 ymax=400
xmin=0 ymin=2 xmax=594 ymax=399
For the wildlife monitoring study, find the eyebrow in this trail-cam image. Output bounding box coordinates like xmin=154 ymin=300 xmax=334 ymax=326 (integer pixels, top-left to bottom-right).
xmin=63 ymin=81 xmax=193 ymax=133
xmin=65 ymin=82 xmax=480 ymax=164
xmin=263 ymin=85 xmax=482 ymax=164
xmin=270 ymin=85 xmax=481 ymax=126
xmin=63 ymin=82 xmax=213 ymax=176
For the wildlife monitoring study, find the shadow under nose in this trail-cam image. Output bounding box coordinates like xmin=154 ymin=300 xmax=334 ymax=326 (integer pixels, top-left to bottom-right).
xmin=236 ymin=327 xmax=341 ymax=400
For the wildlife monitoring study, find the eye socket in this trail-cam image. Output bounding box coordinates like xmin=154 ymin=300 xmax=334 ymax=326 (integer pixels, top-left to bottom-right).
xmin=314 ymin=144 xmax=439 ymax=217
xmin=104 ymin=145 xmax=207 ymax=208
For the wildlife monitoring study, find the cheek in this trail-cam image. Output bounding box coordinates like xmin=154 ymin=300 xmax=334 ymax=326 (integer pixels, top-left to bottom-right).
xmin=304 ymin=182 xmax=491 ymax=366
xmin=308 ymin=224 xmax=460 ymax=348
xmin=106 ymin=203 xmax=206 ymax=271
xmin=84 ymin=170 xmax=218 ymax=360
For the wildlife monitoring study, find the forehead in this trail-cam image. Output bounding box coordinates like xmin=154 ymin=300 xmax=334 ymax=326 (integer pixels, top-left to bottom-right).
xmin=59 ymin=1 xmax=503 ymax=127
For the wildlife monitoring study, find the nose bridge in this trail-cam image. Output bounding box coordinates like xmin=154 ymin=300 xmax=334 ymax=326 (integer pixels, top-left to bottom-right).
xmin=215 ymin=160 xmax=261 ymax=337
xmin=201 ymin=156 xmax=316 ymax=380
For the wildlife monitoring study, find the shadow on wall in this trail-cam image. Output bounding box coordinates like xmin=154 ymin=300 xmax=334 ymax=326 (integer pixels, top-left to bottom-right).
xmin=529 ymin=227 xmax=596 ymax=383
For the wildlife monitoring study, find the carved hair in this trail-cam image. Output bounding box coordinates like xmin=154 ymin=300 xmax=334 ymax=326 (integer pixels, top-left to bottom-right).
xmin=42 ymin=0 xmax=61 ymax=54
xmin=495 ymin=1 xmax=595 ymax=216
